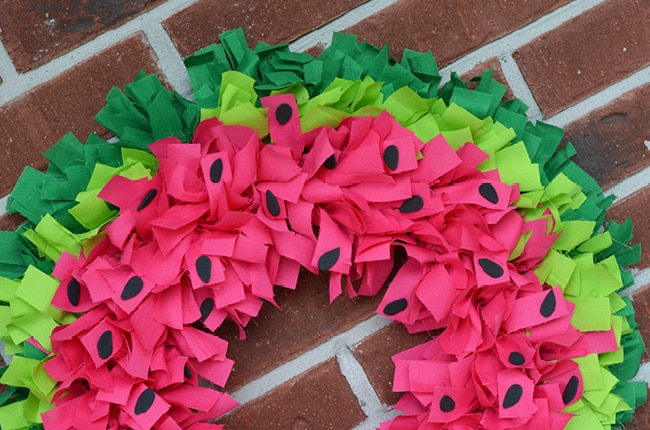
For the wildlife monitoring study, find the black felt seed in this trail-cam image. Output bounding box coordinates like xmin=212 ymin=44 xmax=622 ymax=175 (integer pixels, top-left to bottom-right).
xmin=440 ymin=395 xmax=456 ymax=412
xmin=137 ymin=189 xmax=157 ymax=211
xmin=383 ymin=145 xmax=399 ymax=170
xmin=67 ymin=278 xmax=80 ymax=307
xmin=196 ymin=255 xmax=212 ymax=283
xmin=503 ymin=384 xmax=523 ymax=409
xmin=399 ymin=195 xmax=424 ymax=213
xmin=200 ymin=298 xmax=214 ymax=322
xmin=121 ymin=276 xmax=143 ymax=300
xmin=479 ymin=182 xmax=499 ymax=204
xmin=135 ymin=388 xmax=155 ymax=415
xmin=210 ymin=158 xmax=223 ymax=183
xmin=318 ymin=247 xmax=340 ymax=271
xmin=478 ymin=258 xmax=504 ymax=278
xmin=323 ymin=154 xmax=337 ymax=169
xmin=563 ymin=375 xmax=579 ymax=404
xmin=97 ymin=330 xmax=113 ymax=360
xmin=276 ymin=103 xmax=293 ymax=125
xmin=265 ymin=190 xmax=281 ymax=217
xmin=540 ymin=290 xmax=556 ymax=318
xmin=184 ymin=364 xmax=193 ymax=379
xmin=508 ymin=351 xmax=525 ymax=366
xmin=384 ymin=298 xmax=408 ymax=316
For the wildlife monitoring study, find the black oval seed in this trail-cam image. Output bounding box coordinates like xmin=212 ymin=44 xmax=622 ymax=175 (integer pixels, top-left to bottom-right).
xmin=478 ymin=258 xmax=504 ymax=278
xmin=318 ymin=247 xmax=340 ymax=271
xmin=276 ymin=103 xmax=293 ymax=125
xmin=97 ymin=330 xmax=113 ymax=360
xmin=196 ymin=255 xmax=212 ymax=283
xmin=503 ymin=384 xmax=523 ymax=409
xmin=265 ymin=190 xmax=281 ymax=217
xmin=440 ymin=395 xmax=456 ymax=412
xmin=137 ymin=189 xmax=157 ymax=211
xmin=323 ymin=154 xmax=337 ymax=169
xmin=562 ymin=375 xmax=579 ymax=405
xmin=67 ymin=278 xmax=81 ymax=307
xmin=121 ymin=276 xmax=143 ymax=300
xmin=540 ymin=290 xmax=556 ymax=318
xmin=508 ymin=351 xmax=525 ymax=366
xmin=399 ymin=195 xmax=424 ymax=213
xmin=210 ymin=158 xmax=223 ymax=183
xmin=479 ymin=182 xmax=499 ymax=204
xmin=383 ymin=298 xmax=408 ymax=316
xmin=135 ymin=388 xmax=155 ymax=415
xmin=383 ymin=145 xmax=399 ymax=171
xmin=184 ymin=364 xmax=193 ymax=379
xmin=200 ymin=298 xmax=214 ymax=322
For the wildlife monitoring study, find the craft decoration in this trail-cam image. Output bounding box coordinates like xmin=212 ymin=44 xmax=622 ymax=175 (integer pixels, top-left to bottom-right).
xmin=0 ymin=28 xmax=646 ymax=430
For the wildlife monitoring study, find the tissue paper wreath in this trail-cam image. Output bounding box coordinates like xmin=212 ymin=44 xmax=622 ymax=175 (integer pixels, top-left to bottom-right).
xmin=0 ymin=29 xmax=645 ymax=430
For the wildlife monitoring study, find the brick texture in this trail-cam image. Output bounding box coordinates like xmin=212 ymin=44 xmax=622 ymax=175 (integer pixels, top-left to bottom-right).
xmin=163 ymin=0 xmax=370 ymax=58
xmin=607 ymin=186 xmax=650 ymax=271
xmin=0 ymin=0 xmax=163 ymax=72
xmin=346 ymin=0 xmax=570 ymax=66
xmin=627 ymin=399 xmax=650 ymax=430
xmin=0 ymin=213 xmax=25 ymax=232
xmin=514 ymin=0 xmax=650 ymax=116
xmin=218 ymin=359 xmax=366 ymax=429
xmin=353 ymin=323 xmax=433 ymax=406
xmin=217 ymin=270 xmax=383 ymax=391
xmin=462 ymin=57 xmax=515 ymax=101
xmin=1 ymin=1 xmax=650 ymax=429
xmin=564 ymin=83 xmax=650 ymax=190
xmin=0 ymin=33 xmax=163 ymax=197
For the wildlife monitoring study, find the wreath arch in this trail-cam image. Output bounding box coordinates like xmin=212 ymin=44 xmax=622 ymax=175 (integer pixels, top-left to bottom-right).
xmin=0 ymin=29 xmax=645 ymax=430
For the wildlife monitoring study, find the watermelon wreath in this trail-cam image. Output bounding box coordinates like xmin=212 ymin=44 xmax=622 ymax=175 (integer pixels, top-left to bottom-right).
xmin=0 ymin=28 xmax=646 ymax=429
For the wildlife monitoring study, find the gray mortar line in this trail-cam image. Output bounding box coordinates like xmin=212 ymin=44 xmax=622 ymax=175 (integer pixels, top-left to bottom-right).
xmin=546 ymin=66 xmax=650 ymax=127
xmin=228 ymin=314 xmax=392 ymax=406
xmin=631 ymin=361 xmax=650 ymax=388
xmin=621 ymin=268 xmax=650 ymax=298
xmin=439 ymin=0 xmax=608 ymax=81
xmin=0 ymin=0 xmax=198 ymax=105
xmin=498 ymin=54 xmax=544 ymax=121
xmin=142 ymin=23 xmax=194 ymax=98
xmin=354 ymin=408 xmax=401 ymax=430
xmin=0 ymin=40 xmax=19 ymax=94
xmin=336 ymin=346 xmax=384 ymax=417
xmin=605 ymin=163 xmax=650 ymax=203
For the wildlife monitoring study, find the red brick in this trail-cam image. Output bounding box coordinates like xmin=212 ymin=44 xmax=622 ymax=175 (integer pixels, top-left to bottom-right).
xmin=306 ymin=44 xmax=325 ymax=59
xmin=627 ymin=395 xmax=650 ymax=430
xmin=163 ymin=0 xmax=370 ymax=58
xmin=462 ymin=58 xmax=515 ymax=101
xmin=564 ymin=83 xmax=650 ymax=190
xmin=607 ymin=186 xmax=650 ymax=271
xmin=353 ymin=323 xmax=433 ymax=406
xmin=0 ymin=0 xmax=164 ymax=72
xmin=0 ymin=213 xmax=25 ymax=232
xmin=346 ymin=0 xmax=570 ymax=67
xmin=0 ymin=33 xmax=163 ymax=197
xmin=218 ymin=358 xmax=366 ymax=429
xmin=629 ymin=287 xmax=650 ymax=365
xmin=217 ymin=270 xmax=383 ymax=391
xmin=513 ymin=0 xmax=650 ymax=116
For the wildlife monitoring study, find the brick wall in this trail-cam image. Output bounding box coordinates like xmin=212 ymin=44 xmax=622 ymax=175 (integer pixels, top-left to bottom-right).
xmin=0 ymin=0 xmax=649 ymax=428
